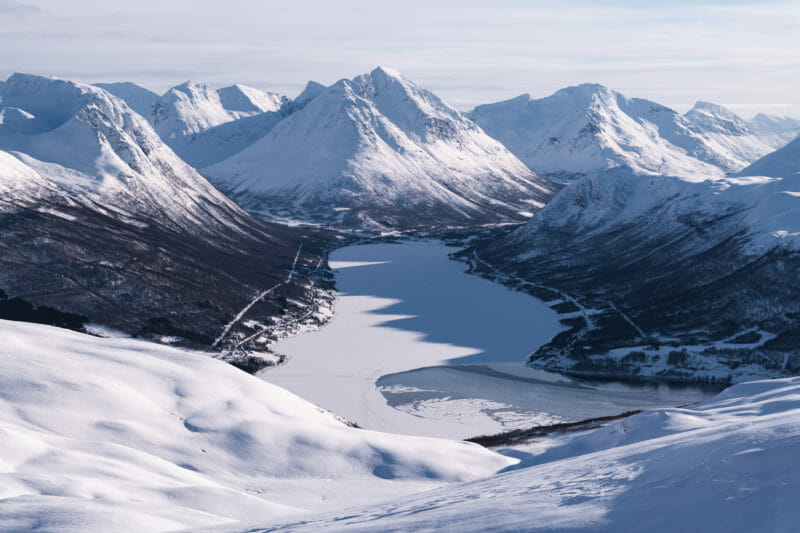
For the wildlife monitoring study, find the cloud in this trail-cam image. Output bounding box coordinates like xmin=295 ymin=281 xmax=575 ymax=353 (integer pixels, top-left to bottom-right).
xmin=0 ymin=1 xmax=40 ymax=16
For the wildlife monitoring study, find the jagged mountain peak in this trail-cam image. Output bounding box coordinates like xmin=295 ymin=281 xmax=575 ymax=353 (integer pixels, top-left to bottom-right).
xmin=294 ymin=80 xmax=327 ymax=106
xmin=554 ymin=82 xmax=615 ymax=100
xmin=685 ymin=100 xmax=750 ymax=135
xmin=689 ymin=100 xmax=738 ymax=116
xmin=217 ymin=83 xmax=287 ymax=113
xmin=472 ymin=84 xmax=794 ymax=179
xmin=471 ymin=83 xmax=724 ymax=180
xmin=204 ymin=67 xmax=557 ymax=230
xmin=0 ymin=73 xmax=249 ymax=234
xmin=151 ymin=80 xmax=288 ymax=140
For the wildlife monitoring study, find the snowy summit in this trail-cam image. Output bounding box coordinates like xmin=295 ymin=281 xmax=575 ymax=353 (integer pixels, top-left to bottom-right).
xmin=203 ymin=66 xmax=558 ymax=230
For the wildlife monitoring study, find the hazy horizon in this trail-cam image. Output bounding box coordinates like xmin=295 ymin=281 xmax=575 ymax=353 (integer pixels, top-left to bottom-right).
xmin=1 ymin=0 xmax=798 ymax=118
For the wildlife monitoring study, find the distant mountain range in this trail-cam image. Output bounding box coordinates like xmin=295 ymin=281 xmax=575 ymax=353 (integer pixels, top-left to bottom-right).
xmin=470 ymin=84 xmax=800 ymax=181
xmin=98 ymin=72 xmax=799 ymax=232
xmin=202 ymin=67 xmax=557 ymax=230
xmin=2 ymin=67 xmax=799 ymax=382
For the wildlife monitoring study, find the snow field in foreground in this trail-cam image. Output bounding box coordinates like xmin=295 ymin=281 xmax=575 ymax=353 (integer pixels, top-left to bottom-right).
xmin=0 ymin=320 xmax=513 ymax=532
xmin=227 ymin=377 xmax=800 ymax=532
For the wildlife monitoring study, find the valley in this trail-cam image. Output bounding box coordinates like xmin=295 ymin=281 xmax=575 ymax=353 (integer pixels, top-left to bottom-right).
xmin=1 ymin=55 xmax=799 ymax=532
xmin=262 ymin=240 xmax=720 ymax=440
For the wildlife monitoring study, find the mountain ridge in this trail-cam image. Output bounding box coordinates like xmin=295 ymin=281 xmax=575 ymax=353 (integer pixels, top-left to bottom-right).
xmin=203 ymin=66 xmax=559 ymax=230
xmin=470 ymin=83 xmax=799 ymax=181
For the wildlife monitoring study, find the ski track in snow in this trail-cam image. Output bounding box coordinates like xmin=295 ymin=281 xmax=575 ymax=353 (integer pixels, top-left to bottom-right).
xmin=212 ymin=243 xmax=304 ymax=348
xmin=227 ymin=253 xmax=325 ymax=354
xmin=607 ymin=300 xmax=646 ymax=337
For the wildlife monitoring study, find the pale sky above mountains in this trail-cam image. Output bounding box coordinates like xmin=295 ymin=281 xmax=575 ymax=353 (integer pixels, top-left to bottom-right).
xmin=0 ymin=0 xmax=797 ymax=117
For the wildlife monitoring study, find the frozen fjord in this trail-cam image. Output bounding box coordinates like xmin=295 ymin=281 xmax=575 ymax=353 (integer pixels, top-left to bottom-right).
xmin=262 ymin=240 xmax=718 ymax=439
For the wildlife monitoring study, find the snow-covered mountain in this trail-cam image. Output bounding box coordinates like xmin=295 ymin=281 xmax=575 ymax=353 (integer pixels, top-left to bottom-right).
xmin=141 ymin=81 xmax=291 ymax=168
xmin=683 ymin=101 xmax=784 ymax=171
xmin=470 ymin=84 xmax=795 ymax=181
xmin=158 ymin=106 xmax=294 ymax=169
xmin=0 ymin=319 xmax=510 ymax=532
xmin=204 ymin=66 xmax=558 ymax=230
xmin=151 ymin=81 xmax=288 ymax=141
xmin=249 ymin=376 xmax=800 ymax=532
xmin=294 ymin=80 xmax=327 ymax=107
xmin=218 ymin=83 xmax=287 ymax=115
xmin=737 ymin=134 xmax=800 ymax=178
xmin=748 ymin=112 xmax=800 ymax=147
xmin=0 ymin=73 xmax=251 ymax=231
xmin=94 ymin=81 xmax=159 ymax=118
xmin=464 ymin=167 xmax=800 ymax=382
xmin=0 ymin=73 xmax=326 ymax=351
xmin=154 ymin=82 xmax=331 ymax=170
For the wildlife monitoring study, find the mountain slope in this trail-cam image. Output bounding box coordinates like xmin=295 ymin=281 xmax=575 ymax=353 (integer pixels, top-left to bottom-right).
xmin=0 ymin=319 xmax=511 ymax=532
xmin=217 ymin=83 xmax=287 ymax=114
xmin=147 ymin=81 xmax=291 ymax=169
xmin=94 ymin=81 xmax=159 ymax=117
xmin=159 ymin=83 xmax=331 ymax=170
xmin=205 ymin=67 xmax=558 ymax=230
xmin=294 ymin=80 xmax=327 ymax=107
xmin=0 ymin=73 xmax=253 ymax=231
xmin=0 ymin=73 xmax=328 ymax=355
xmin=160 ymin=106 xmax=294 ymax=169
xmin=462 ymin=169 xmax=800 ymax=382
xmin=737 ymin=134 xmax=800 ymax=178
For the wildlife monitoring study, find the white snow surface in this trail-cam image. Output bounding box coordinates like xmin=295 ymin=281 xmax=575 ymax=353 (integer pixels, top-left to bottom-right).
xmin=0 ymin=73 xmax=254 ymax=233
xmin=470 ymin=84 xmax=794 ymax=181
xmin=0 ymin=319 xmax=512 ymax=532
xmin=204 ymin=67 xmax=553 ymax=224
xmin=235 ymin=376 xmax=800 ymax=532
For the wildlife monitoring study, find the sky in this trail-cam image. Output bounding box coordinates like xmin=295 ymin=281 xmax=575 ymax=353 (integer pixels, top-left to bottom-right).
xmin=0 ymin=0 xmax=798 ymax=118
